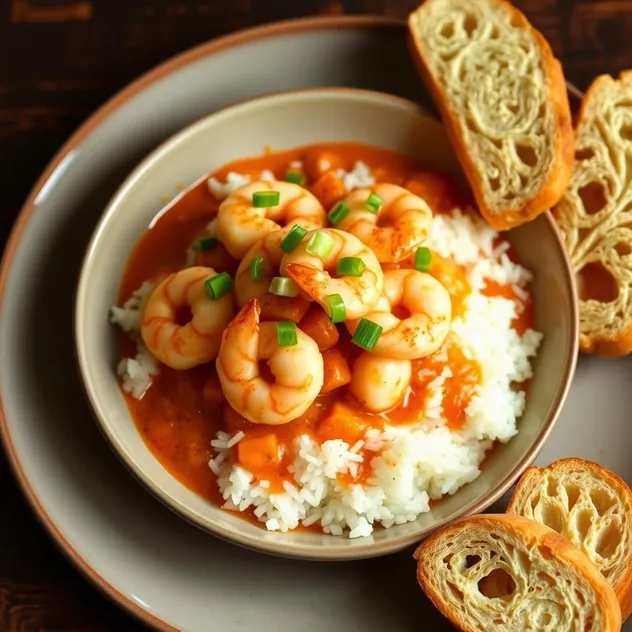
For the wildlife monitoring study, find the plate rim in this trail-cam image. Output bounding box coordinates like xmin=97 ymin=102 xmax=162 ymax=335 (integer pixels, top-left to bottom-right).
xmin=0 ymin=13 xmax=582 ymax=632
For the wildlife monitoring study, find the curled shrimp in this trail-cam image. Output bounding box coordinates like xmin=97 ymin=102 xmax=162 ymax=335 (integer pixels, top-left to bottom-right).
xmin=217 ymin=181 xmax=326 ymax=259
xmin=216 ymin=299 xmax=324 ymax=425
xmin=234 ymin=228 xmax=310 ymax=322
xmin=281 ymin=228 xmax=383 ymax=320
xmin=141 ymin=266 xmax=236 ymax=370
xmin=337 ymin=183 xmax=433 ymax=263
xmin=346 ymin=269 xmax=451 ymax=360
xmin=349 ymin=353 xmax=412 ymax=412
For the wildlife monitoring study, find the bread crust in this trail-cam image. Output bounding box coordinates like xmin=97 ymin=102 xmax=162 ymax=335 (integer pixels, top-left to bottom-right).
xmin=407 ymin=0 xmax=574 ymax=231
xmin=507 ymin=457 xmax=632 ymax=620
xmin=414 ymin=513 xmax=622 ymax=632
xmin=555 ymin=70 xmax=632 ymax=357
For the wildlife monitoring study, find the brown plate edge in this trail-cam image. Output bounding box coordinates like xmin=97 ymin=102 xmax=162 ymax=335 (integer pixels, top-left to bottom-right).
xmin=0 ymin=14 xmax=583 ymax=632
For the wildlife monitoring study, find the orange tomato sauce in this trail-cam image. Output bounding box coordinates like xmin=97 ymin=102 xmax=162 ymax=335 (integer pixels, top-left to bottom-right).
xmin=117 ymin=142 xmax=533 ymax=511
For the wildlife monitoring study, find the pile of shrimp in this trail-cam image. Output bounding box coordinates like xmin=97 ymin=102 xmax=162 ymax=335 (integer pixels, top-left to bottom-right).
xmin=140 ymin=165 xmax=453 ymax=426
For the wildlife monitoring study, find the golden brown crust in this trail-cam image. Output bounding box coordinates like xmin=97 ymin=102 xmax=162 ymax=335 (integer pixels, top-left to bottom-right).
xmin=414 ymin=514 xmax=622 ymax=632
xmin=407 ymin=0 xmax=574 ymax=231
xmin=507 ymin=457 xmax=632 ymax=620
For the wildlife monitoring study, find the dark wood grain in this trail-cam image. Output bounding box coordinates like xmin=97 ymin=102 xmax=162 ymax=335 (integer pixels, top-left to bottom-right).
xmin=0 ymin=1 xmax=630 ymax=629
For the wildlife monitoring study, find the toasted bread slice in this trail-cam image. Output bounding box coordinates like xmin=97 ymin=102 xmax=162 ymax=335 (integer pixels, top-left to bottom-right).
xmin=414 ymin=514 xmax=621 ymax=632
xmin=507 ymin=458 xmax=632 ymax=620
xmin=553 ymin=71 xmax=632 ymax=356
xmin=407 ymin=0 xmax=574 ymax=230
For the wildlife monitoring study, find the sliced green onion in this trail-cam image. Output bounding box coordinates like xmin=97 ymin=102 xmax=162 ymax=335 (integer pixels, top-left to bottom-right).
xmin=192 ymin=236 xmax=219 ymax=252
xmin=280 ymin=224 xmax=307 ymax=253
xmin=250 ymin=256 xmax=265 ymax=281
xmin=252 ymin=190 xmax=280 ymax=208
xmin=336 ymin=256 xmax=366 ymax=277
xmin=269 ymin=276 xmax=299 ymax=298
xmin=285 ymin=171 xmax=306 ymax=186
xmin=276 ymin=321 xmax=298 ymax=347
xmin=205 ymin=272 xmax=233 ymax=300
xmin=366 ymin=192 xmax=383 ymax=213
xmin=327 ymin=201 xmax=350 ymax=225
xmin=306 ymin=230 xmax=335 ymax=259
xmin=414 ymin=246 xmax=433 ymax=272
xmin=351 ymin=318 xmax=383 ymax=352
xmin=325 ymin=294 xmax=346 ymax=324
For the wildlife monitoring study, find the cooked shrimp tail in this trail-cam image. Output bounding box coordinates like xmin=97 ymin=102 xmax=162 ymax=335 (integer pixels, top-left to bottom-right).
xmin=281 ymin=228 xmax=383 ymax=320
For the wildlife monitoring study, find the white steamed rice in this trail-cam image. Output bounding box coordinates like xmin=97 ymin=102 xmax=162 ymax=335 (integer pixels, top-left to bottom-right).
xmin=110 ymin=281 xmax=159 ymax=398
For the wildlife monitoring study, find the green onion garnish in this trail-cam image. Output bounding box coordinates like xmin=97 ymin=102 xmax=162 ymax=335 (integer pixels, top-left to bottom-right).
xmin=250 ymin=256 xmax=265 ymax=281
xmin=366 ymin=192 xmax=383 ymax=213
xmin=285 ymin=171 xmax=306 ymax=186
xmin=328 ymin=201 xmax=349 ymax=225
xmin=305 ymin=230 xmax=335 ymax=259
xmin=280 ymin=224 xmax=307 ymax=253
xmin=192 ymin=237 xmax=219 ymax=252
xmin=269 ymin=276 xmax=299 ymax=298
xmin=351 ymin=318 xmax=383 ymax=352
xmin=205 ymin=272 xmax=233 ymax=300
xmin=252 ymin=190 xmax=280 ymax=208
xmin=276 ymin=321 xmax=298 ymax=347
xmin=325 ymin=294 xmax=346 ymax=324
xmin=414 ymin=247 xmax=433 ymax=273
xmin=336 ymin=256 xmax=366 ymax=277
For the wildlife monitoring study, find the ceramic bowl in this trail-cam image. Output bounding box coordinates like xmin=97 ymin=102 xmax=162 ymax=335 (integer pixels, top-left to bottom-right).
xmin=75 ymin=87 xmax=578 ymax=560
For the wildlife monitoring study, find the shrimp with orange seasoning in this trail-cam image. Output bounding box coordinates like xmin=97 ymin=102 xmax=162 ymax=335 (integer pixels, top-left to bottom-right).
xmin=234 ymin=228 xmax=310 ymax=322
xmin=337 ymin=183 xmax=433 ymax=263
xmin=280 ymin=228 xmax=383 ymax=320
xmin=141 ymin=266 xmax=235 ymax=370
xmin=216 ymin=299 xmax=324 ymax=425
xmin=217 ymin=181 xmax=326 ymax=259
xmin=346 ymin=269 xmax=451 ymax=360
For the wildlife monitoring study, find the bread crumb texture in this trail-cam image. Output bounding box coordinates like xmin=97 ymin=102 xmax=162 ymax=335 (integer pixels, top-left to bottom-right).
xmin=409 ymin=0 xmax=568 ymax=223
xmin=554 ymin=71 xmax=632 ymax=355
xmin=414 ymin=514 xmax=621 ymax=631
xmin=508 ymin=458 xmax=632 ymax=619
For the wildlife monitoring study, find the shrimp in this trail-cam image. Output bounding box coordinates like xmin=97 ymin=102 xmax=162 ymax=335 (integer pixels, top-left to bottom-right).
xmin=337 ymin=183 xmax=433 ymax=263
xmin=217 ymin=181 xmax=326 ymax=259
xmin=349 ymin=353 xmax=412 ymax=412
xmin=234 ymin=228 xmax=310 ymax=322
xmin=281 ymin=228 xmax=383 ymax=320
xmin=216 ymin=299 xmax=324 ymax=425
xmin=346 ymin=269 xmax=451 ymax=360
xmin=141 ymin=266 xmax=235 ymax=370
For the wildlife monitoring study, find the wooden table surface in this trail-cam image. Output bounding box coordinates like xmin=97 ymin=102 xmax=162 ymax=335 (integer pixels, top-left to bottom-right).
xmin=0 ymin=0 xmax=629 ymax=629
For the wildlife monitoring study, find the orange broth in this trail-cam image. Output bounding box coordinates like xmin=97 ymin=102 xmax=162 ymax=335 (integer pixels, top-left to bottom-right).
xmin=118 ymin=142 xmax=533 ymax=514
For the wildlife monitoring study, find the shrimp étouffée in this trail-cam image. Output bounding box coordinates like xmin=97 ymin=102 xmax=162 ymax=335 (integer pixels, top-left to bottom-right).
xmin=141 ymin=266 xmax=236 ymax=370
xmin=337 ymin=183 xmax=433 ymax=263
xmin=347 ymin=269 xmax=452 ymax=360
xmin=216 ymin=299 xmax=324 ymax=425
xmin=281 ymin=228 xmax=383 ymax=320
xmin=217 ymin=181 xmax=326 ymax=259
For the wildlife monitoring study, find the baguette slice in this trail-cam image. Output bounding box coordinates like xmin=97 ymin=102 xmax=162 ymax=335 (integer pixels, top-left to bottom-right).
xmin=552 ymin=71 xmax=632 ymax=356
xmin=407 ymin=0 xmax=574 ymax=230
xmin=414 ymin=514 xmax=621 ymax=632
xmin=507 ymin=458 xmax=632 ymax=620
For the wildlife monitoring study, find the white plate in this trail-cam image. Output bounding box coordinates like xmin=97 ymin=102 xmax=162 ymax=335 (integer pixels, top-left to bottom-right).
xmin=0 ymin=16 xmax=628 ymax=632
